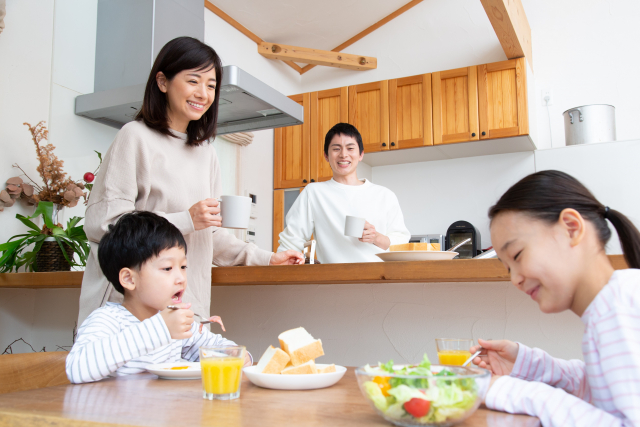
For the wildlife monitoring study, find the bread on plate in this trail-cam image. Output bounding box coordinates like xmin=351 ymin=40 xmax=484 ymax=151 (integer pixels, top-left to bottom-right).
xmin=389 ymin=242 xmax=440 ymax=251
xmin=278 ymin=327 xmax=324 ymax=366
xmin=256 ymin=345 xmax=290 ymax=374
xmin=281 ymin=360 xmax=317 ymax=375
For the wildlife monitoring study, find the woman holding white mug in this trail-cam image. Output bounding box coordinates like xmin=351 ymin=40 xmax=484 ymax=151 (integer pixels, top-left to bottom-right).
xmin=78 ymin=37 xmax=303 ymax=325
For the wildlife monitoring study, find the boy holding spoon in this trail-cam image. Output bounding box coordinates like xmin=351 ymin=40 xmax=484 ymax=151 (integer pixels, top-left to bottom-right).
xmin=66 ymin=212 xmax=251 ymax=384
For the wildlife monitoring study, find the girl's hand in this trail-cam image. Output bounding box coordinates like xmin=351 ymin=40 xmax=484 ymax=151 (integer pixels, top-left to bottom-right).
xmin=483 ymin=374 xmax=503 ymax=404
xmin=471 ymin=338 xmax=519 ymax=376
xmin=189 ymin=198 xmax=221 ymax=231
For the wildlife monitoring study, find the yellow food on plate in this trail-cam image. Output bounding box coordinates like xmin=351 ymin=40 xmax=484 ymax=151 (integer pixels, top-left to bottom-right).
xmin=389 ymin=243 xmax=440 ymax=251
xmin=166 ymin=366 xmax=189 ymax=370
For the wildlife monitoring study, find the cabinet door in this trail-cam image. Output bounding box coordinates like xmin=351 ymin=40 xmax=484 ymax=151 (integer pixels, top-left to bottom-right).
xmin=310 ymin=87 xmax=348 ymax=183
xmin=432 ymin=67 xmax=479 ymax=145
xmin=389 ymin=74 xmax=432 ymax=150
xmin=274 ymin=93 xmax=310 ymax=189
xmin=348 ymin=81 xmax=389 ymax=153
xmin=478 ymin=58 xmax=528 ymax=139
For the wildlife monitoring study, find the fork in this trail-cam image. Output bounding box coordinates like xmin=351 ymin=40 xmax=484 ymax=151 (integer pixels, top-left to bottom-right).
xmin=166 ymin=305 xmax=215 ymax=324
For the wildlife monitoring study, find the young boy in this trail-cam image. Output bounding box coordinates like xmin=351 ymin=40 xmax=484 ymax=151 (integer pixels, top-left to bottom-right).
xmin=66 ymin=211 xmax=251 ymax=384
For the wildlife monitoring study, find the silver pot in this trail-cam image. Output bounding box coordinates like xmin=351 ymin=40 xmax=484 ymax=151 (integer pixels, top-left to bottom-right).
xmin=563 ymin=104 xmax=616 ymax=146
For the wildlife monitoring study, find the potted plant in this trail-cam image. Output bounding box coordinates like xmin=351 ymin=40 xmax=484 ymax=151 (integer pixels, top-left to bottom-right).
xmin=0 ymin=201 xmax=89 ymax=272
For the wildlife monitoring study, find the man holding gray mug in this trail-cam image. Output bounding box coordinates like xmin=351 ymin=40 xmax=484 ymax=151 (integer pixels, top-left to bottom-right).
xmin=277 ymin=123 xmax=410 ymax=264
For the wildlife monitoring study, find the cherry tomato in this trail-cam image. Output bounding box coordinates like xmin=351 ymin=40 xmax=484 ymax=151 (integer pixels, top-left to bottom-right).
xmin=404 ymin=397 xmax=431 ymax=418
xmin=84 ymin=172 xmax=95 ymax=183
xmin=372 ymin=376 xmax=392 ymax=396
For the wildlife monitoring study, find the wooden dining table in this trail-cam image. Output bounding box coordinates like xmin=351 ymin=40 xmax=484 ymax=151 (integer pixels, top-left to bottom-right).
xmin=0 ymin=368 xmax=539 ymax=427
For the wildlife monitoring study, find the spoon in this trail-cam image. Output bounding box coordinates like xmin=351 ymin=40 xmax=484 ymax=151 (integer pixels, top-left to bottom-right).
xmin=462 ymin=349 xmax=482 ymax=367
xmin=447 ymin=238 xmax=472 ymax=253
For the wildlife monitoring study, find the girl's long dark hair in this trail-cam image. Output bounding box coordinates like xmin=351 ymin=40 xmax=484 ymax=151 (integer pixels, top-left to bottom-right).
xmin=136 ymin=37 xmax=223 ymax=146
xmin=489 ymin=170 xmax=640 ymax=269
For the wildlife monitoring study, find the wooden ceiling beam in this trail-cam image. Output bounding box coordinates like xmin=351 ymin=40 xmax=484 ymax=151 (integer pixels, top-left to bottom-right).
xmin=480 ymin=0 xmax=533 ymax=68
xmin=299 ymin=0 xmax=424 ymax=75
xmin=259 ymin=42 xmax=376 ymax=71
xmin=204 ymin=1 xmax=302 ymax=74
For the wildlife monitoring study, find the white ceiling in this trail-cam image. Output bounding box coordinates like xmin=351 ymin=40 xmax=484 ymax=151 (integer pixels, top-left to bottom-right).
xmin=207 ymin=0 xmax=411 ymax=52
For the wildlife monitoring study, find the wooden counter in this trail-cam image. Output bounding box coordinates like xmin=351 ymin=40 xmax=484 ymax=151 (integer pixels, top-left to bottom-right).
xmin=0 ymin=255 xmax=628 ymax=289
xmin=0 ymin=369 xmax=540 ymax=427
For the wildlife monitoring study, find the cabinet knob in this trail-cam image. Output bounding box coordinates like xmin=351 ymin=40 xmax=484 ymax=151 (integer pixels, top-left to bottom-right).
xmin=310 ymin=179 xmax=315 ymax=182
xmin=382 ymin=143 xmax=387 ymax=147
xmin=481 ymin=131 xmax=486 ymax=136
xmin=303 ymin=179 xmax=308 ymax=183
xmin=391 ymin=142 xmax=396 ymax=147
xmin=472 ymin=133 xmax=476 ymax=137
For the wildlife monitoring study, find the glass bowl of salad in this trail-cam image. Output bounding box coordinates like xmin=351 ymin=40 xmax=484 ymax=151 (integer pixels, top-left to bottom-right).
xmin=356 ymin=355 xmax=490 ymax=427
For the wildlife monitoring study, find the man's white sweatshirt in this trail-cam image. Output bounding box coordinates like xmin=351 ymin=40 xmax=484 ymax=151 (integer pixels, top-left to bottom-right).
xmin=277 ymin=179 xmax=411 ymax=264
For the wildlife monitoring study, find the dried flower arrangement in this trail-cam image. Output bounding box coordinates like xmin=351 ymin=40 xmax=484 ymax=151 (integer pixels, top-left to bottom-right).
xmin=1 ymin=121 xmax=86 ymax=212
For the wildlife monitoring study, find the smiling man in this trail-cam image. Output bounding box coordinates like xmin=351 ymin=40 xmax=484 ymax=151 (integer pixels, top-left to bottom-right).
xmin=277 ymin=123 xmax=410 ymax=263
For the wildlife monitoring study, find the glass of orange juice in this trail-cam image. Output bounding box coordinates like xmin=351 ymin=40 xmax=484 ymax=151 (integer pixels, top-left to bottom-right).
xmin=435 ymin=338 xmax=473 ymax=366
xmin=199 ymin=345 xmax=246 ymax=400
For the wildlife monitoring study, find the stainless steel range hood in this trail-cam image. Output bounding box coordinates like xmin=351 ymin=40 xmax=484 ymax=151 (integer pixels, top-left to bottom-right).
xmin=75 ymin=0 xmax=302 ymax=134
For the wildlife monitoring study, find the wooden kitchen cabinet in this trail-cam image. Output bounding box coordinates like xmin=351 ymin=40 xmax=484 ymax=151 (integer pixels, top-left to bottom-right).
xmin=478 ymin=58 xmax=528 ymax=139
xmin=389 ymin=74 xmax=433 ymax=149
xmin=310 ymin=87 xmax=349 ymax=183
xmin=432 ymin=67 xmax=479 ymax=145
xmin=348 ymin=81 xmax=389 ymax=153
xmin=274 ymin=93 xmax=311 ymax=189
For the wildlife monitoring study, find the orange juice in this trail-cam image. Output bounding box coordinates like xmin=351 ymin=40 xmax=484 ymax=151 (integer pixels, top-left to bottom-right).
xmin=438 ymin=350 xmax=472 ymax=366
xmin=201 ymin=357 xmax=243 ymax=394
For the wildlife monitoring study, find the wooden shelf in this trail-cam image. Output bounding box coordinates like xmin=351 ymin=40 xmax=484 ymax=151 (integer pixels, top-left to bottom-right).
xmin=0 ymin=255 xmax=627 ymax=289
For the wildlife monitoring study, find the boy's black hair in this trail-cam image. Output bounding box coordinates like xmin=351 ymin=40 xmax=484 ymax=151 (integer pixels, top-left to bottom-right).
xmin=323 ymin=123 xmax=364 ymax=156
xmin=98 ymin=211 xmax=187 ymax=295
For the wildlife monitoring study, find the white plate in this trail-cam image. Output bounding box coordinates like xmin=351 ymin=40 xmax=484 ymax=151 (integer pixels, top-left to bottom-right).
xmin=243 ymin=364 xmax=346 ymax=390
xmin=146 ymin=362 xmax=201 ymax=380
xmin=376 ymin=251 xmax=459 ymax=262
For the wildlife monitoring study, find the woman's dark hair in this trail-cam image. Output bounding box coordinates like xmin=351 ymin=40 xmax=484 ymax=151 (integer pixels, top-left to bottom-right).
xmin=136 ymin=36 xmax=223 ymax=146
xmin=489 ymin=170 xmax=640 ymax=269
xmin=98 ymin=211 xmax=187 ymax=295
xmin=324 ymin=123 xmax=364 ymax=156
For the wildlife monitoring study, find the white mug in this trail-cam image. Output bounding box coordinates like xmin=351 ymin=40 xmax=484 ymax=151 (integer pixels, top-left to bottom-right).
xmin=220 ymin=195 xmax=252 ymax=229
xmin=344 ymin=216 xmax=366 ymax=238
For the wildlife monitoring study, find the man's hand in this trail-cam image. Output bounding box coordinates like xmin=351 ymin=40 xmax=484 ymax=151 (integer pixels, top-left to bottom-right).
xmin=359 ymin=221 xmax=391 ymax=250
xmin=270 ymin=250 xmax=305 ymax=265
xmin=189 ymin=198 xmax=221 ymax=231
xmin=160 ymin=303 xmax=194 ymax=340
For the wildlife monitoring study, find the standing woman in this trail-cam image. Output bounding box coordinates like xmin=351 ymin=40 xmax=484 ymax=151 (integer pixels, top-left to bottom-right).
xmin=78 ymin=37 xmax=303 ymax=324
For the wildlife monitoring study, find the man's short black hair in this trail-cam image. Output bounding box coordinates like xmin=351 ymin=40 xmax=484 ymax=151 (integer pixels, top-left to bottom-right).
xmin=323 ymin=123 xmax=364 ymax=156
xmin=98 ymin=211 xmax=187 ymax=295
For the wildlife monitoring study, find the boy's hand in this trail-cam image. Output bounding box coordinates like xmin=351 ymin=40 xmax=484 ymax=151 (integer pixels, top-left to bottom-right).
xmin=471 ymin=338 xmax=518 ymax=376
xmin=244 ymin=353 xmax=252 ymax=367
xmin=160 ymin=303 xmax=194 ymax=340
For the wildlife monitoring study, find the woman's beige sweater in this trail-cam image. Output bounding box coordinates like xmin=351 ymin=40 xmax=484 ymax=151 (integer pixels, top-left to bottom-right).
xmin=78 ymin=121 xmax=272 ymax=325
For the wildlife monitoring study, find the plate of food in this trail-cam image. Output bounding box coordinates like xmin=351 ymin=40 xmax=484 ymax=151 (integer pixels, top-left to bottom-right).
xmin=243 ymin=327 xmax=346 ymax=390
xmin=377 ymin=243 xmax=458 ymax=262
xmin=146 ymin=362 xmax=201 ymax=380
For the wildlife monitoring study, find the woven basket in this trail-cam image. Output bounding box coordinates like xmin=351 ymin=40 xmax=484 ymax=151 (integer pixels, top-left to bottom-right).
xmin=35 ymin=240 xmax=75 ymax=272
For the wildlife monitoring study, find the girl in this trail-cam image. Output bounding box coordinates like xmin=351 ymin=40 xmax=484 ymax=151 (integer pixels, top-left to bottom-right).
xmin=78 ymin=37 xmax=303 ymax=325
xmin=472 ymin=170 xmax=640 ymax=426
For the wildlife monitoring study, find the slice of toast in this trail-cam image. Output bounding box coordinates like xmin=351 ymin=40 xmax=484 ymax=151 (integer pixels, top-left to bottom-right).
xmin=278 ymin=327 xmax=324 ymax=366
xmin=389 ymin=243 xmax=440 ymax=251
xmin=318 ymin=364 xmax=336 ymax=374
xmin=281 ymin=360 xmax=318 ymax=375
xmin=255 ymin=345 xmax=290 ymax=374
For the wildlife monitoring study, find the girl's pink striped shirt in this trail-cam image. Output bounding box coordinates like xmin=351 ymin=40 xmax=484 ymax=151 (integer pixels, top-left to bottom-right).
xmin=485 ymin=269 xmax=640 ymax=426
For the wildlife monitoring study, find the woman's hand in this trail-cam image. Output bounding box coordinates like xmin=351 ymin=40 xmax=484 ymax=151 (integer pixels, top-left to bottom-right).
xmin=471 ymin=338 xmax=519 ymax=376
xmin=359 ymin=221 xmax=390 ymax=250
xmin=189 ymin=198 xmax=221 ymax=231
xmin=269 ymin=250 xmax=305 ymax=265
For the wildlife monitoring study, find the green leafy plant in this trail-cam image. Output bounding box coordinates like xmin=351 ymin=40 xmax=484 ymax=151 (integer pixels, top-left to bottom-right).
xmin=0 ymin=201 xmax=89 ymax=272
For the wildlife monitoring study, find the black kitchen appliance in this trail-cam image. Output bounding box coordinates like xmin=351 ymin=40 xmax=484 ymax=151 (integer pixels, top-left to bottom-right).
xmin=445 ymin=221 xmax=481 ymax=259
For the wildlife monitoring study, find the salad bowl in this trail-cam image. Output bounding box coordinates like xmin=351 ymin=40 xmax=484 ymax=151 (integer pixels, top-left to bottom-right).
xmin=356 ymin=355 xmax=490 ymax=427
